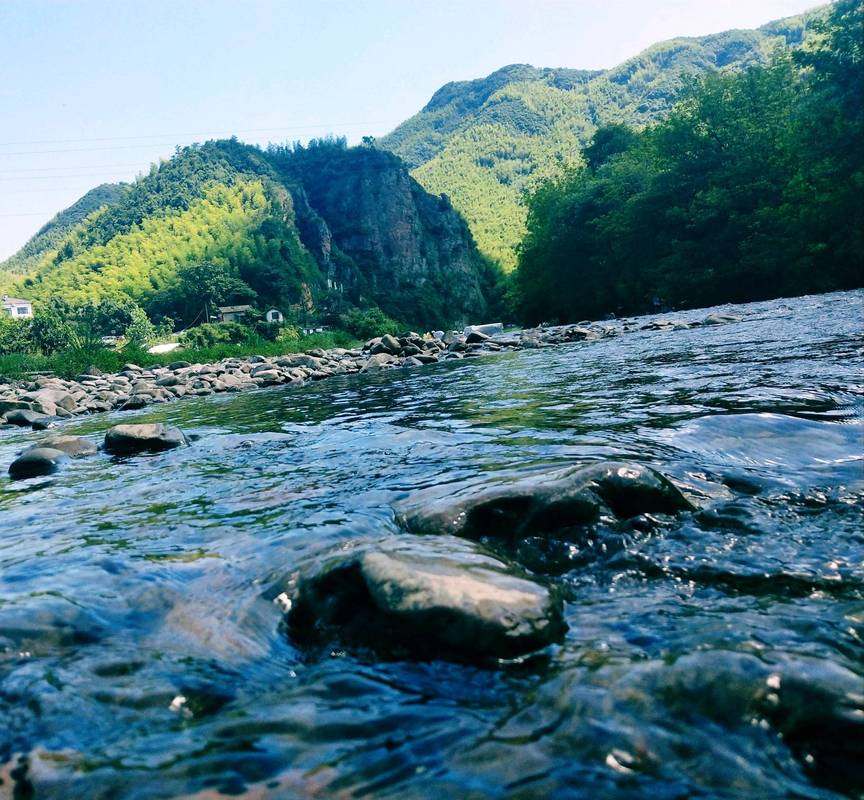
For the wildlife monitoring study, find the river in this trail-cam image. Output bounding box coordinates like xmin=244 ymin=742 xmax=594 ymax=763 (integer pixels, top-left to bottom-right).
xmin=1 ymin=290 xmax=862 ymax=799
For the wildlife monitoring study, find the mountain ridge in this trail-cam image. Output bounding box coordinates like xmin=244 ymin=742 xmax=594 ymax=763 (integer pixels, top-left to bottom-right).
xmin=380 ymin=6 xmax=827 ymax=268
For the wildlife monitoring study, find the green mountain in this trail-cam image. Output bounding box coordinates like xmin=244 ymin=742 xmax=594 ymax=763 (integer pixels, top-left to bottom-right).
xmin=381 ymin=9 xmax=823 ymax=269
xmin=2 ymin=183 xmax=130 ymax=275
xmin=0 ymin=139 xmax=495 ymax=330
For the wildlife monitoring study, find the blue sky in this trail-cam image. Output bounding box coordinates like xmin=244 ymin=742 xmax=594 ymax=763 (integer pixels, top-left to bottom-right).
xmin=0 ymin=0 xmax=822 ymax=260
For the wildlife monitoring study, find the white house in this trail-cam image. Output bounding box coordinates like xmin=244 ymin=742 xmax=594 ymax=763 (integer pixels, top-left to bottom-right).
xmin=1 ymin=295 xmax=33 ymax=319
xmin=265 ymin=308 xmax=284 ymax=324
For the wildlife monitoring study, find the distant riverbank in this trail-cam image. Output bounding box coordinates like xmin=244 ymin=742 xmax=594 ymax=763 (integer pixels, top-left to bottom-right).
xmin=1 ymin=310 xmax=744 ymax=431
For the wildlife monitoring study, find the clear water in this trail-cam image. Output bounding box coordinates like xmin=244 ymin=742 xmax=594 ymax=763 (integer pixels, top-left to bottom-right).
xmin=1 ymin=290 xmax=862 ymax=799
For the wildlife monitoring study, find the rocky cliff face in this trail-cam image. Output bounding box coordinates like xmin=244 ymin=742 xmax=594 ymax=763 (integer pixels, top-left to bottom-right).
xmin=2 ymin=140 xmax=495 ymax=330
xmin=286 ymin=145 xmax=490 ymax=329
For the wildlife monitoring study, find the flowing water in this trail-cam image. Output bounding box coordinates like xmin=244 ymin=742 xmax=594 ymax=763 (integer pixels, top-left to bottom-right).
xmin=1 ymin=290 xmax=862 ymax=799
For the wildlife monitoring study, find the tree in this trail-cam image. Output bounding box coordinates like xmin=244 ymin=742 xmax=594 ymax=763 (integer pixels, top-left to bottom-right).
xmin=515 ymin=0 xmax=864 ymax=323
xmin=123 ymin=306 xmax=157 ymax=349
xmin=582 ymin=124 xmax=638 ymax=172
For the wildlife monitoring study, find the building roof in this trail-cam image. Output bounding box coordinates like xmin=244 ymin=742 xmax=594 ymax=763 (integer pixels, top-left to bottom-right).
xmin=1 ymin=296 xmax=32 ymax=305
xmin=218 ymin=305 xmax=253 ymax=313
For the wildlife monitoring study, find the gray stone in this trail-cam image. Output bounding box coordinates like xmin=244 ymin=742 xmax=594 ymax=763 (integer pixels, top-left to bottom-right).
xmin=703 ymin=313 xmax=741 ymax=325
xmin=361 ymin=353 xmax=398 ymax=372
xmin=26 ymin=435 xmax=97 ymax=458
xmin=3 ymin=409 xmax=50 ymax=428
xmin=9 ymin=447 xmax=68 ymax=479
xmin=104 ymin=423 xmax=187 ymax=454
xmin=274 ymin=354 xmax=322 ymax=370
xmin=120 ymin=396 xmax=149 ymax=410
xmin=399 ymin=461 xmax=696 ymax=541
xmin=0 ymin=399 xmax=33 ymax=415
xmin=286 ymin=535 xmax=566 ymax=660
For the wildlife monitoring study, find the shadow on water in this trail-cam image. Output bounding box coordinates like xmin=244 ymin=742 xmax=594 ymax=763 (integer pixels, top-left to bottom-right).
xmin=0 ymin=290 xmax=862 ymax=798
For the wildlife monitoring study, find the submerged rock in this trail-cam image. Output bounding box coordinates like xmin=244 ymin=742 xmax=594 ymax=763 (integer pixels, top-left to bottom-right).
xmin=26 ymin=435 xmax=97 ymax=458
xmin=400 ymin=461 xmax=695 ymax=541
xmin=286 ymin=535 xmax=566 ymax=660
xmin=103 ymin=423 xmax=186 ymax=454
xmin=9 ymin=447 xmax=68 ymax=479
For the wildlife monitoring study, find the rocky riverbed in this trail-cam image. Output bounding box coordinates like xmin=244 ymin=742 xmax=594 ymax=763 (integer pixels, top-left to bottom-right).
xmin=1 ymin=291 xmax=861 ymax=800
xmin=0 ymin=313 xmax=739 ymax=432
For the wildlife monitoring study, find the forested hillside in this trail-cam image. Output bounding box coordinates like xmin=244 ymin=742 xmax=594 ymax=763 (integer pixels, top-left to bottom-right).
xmin=1 ymin=183 xmax=129 ymax=275
xmin=0 ymin=140 xmax=494 ymax=330
xmin=516 ymin=0 xmax=863 ymax=323
xmin=382 ymin=9 xmax=823 ymax=268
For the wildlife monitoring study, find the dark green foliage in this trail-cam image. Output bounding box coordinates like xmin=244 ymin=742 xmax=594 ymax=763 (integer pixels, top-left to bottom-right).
xmin=0 ymin=316 xmax=32 ymax=355
xmin=339 ymin=307 xmax=402 ymax=340
xmin=180 ymin=322 xmax=252 ymax=348
xmin=516 ymin=1 xmax=864 ymax=323
xmin=583 ymin=125 xmax=639 ymax=172
xmin=22 ymin=297 xmax=154 ymax=354
xmin=150 ymin=261 xmax=256 ymax=326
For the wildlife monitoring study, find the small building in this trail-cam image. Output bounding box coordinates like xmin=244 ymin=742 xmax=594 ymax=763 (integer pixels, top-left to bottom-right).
xmin=217 ymin=304 xmax=253 ymax=323
xmin=1 ymin=295 xmax=33 ymax=319
xmin=265 ymin=308 xmax=284 ymax=324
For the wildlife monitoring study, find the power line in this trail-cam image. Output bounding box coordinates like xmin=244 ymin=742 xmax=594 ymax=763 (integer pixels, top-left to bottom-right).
xmin=0 ymin=121 xmax=391 ymax=152
xmin=0 ymin=211 xmax=61 ymax=218
xmin=0 ymin=162 xmax=146 ymax=174
xmin=0 ymin=172 xmax=138 ymax=183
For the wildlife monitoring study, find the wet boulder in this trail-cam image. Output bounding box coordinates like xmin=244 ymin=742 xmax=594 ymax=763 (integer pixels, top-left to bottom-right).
xmin=103 ymin=423 xmax=187 ymax=454
xmin=286 ymin=535 xmax=566 ymax=660
xmin=400 ymin=461 xmax=696 ymax=541
xmin=9 ymin=447 xmax=68 ymax=479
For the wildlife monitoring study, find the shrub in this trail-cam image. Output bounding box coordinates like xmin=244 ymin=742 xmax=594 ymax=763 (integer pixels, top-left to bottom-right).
xmin=276 ymin=325 xmax=302 ymax=343
xmin=180 ymin=322 xmax=253 ymax=349
xmin=339 ymin=307 xmax=401 ymax=340
xmin=0 ymin=316 xmax=33 ymax=355
xmin=123 ymin=306 xmax=157 ymax=349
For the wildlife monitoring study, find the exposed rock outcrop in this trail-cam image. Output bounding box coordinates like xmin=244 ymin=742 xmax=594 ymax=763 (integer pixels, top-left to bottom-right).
xmin=287 ymin=146 xmax=490 ymax=330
